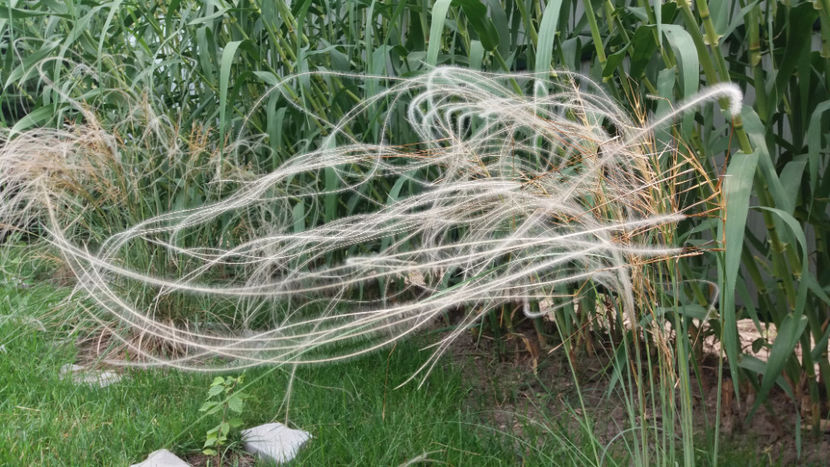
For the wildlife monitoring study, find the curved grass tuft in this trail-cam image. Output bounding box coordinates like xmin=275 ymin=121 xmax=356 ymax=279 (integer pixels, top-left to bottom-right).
xmin=0 ymin=67 xmax=740 ymax=377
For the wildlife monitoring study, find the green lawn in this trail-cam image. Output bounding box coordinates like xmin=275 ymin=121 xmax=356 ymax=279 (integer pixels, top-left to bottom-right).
xmin=0 ymin=276 xmax=577 ymax=465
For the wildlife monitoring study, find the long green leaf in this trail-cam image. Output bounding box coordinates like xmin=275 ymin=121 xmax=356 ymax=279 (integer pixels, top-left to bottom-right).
xmin=219 ymin=40 xmax=243 ymax=146
xmin=749 ymin=206 xmax=810 ymax=410
xmin=717 ymin=147 xmax=759 ymax=398
xmin=426 ymin=0 xmax=452 ymax=66
xmin=534 ymin=0 xmax=564 ymax=77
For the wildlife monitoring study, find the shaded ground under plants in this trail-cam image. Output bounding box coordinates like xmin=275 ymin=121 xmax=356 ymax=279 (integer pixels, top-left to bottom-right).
xmin=444 ymin=317 xmax=830 ymax=466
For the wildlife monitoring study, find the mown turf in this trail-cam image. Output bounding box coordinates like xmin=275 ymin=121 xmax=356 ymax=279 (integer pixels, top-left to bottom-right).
xmin=1 ymin=275 xmax=775 ymax=465
xmin=1 ymin=275 xmax=578 ymax=465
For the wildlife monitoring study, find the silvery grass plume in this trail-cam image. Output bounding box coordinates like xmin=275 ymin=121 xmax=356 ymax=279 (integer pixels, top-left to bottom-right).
xmin=0 ymin=67 xmax=741 ymax=378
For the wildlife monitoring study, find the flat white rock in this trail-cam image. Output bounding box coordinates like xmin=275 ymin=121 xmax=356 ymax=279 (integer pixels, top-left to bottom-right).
xmin=59 ymin=363 xmax=122 ymax=388
xmin=242 ymin=422 xmax=311 ymax=463
xmin=130 ymin=449 xmax=189 ymax=467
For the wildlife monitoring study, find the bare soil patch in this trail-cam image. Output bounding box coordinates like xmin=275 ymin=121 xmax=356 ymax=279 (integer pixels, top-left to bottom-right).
xmin=444 ymin=319 xmax=830 ymax=465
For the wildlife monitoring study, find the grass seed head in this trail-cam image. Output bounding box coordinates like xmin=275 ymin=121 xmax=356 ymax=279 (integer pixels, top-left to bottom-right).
xmin=0 ymin=67 xmax=739 ymax=375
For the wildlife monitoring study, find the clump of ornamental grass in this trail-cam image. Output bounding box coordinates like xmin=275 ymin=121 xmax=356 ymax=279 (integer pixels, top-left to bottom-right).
xmin=0 ymin=68 xmax=739 ymax=378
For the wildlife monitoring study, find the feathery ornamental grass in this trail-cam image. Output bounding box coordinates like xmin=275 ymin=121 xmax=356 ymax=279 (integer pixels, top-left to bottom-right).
xmin=0 ymin=68 xmax=737 ymax=377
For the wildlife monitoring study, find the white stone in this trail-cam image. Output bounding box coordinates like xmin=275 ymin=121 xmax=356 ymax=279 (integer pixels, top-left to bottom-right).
xmin=130 ymin=449 xmax=190 ymax=467
xmin=59 ymin=363 xmax=122 ymax=388
xmin=242 ymin=422 xmax=311 ymax=463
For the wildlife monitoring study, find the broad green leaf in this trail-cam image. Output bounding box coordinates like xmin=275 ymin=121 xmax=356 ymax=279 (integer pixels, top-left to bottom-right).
xmin=721 ymin=1 xmax=761 ymax=41
xmin=4 ymin=41 xmax=60 ymax=89
xmin=96 ymin=0 xmax=125 ymax=74
xmin=426 ymin=0 xmax=452 ymax=66
xmin=748 ymin=206 xmax=810 ymax=411
xmin=738 ymin=355 xmax=794 ymax=398
xmin=629 ymin=26 xmax=658 ymax=78
xmin=662 ymin=25 xmax=699 ymax=96
xmin=662 ymin=24 xmax=698 ymax=134
xmin=253 ymin=71 xmax=278 ymax=86
xmin=772 ymin=4 xmax=817 ymax=110
xmin=602 ymin=47 xmax=628 ymax=79
xmin=197 ymin=26 xmax=217 ymax=81
xmin=533 ymin=0 xmax=564 ymax=76
xmin=652 ymin=67 xmax=676 ymax=144
xmin=456 ymin=0 xmax=499 ymax=52
xmin=806 ymin=100 xmax=830 ymax=199
xmin=228 ymin=394 xmax=244 ymax=413
xmin=219 ymin=40 xmax=243 ymax=145
xmin=187 ymin=7 xmax=230 ymax=25
xmin=653 ymin=0 xmax=663 ymax=48
xmin=717 ymin=146 xmax=759 ymax=398
xmin=779 ymin=159 xmax=806 ymax=212
xmin=468 ymin=39 xmax=484 ymax=70
xmin=9 ymin=106 xmax=53 ymax=136
xmin=199 ymin=401 xmax=218 ymax=412
xmin=709 ymin=0 xmax=729 ymax=38
xmin=293 ymin=201 xmax=305 ymax=234
xmin=482 ymin=0 xmax=509 ymax=55
xmin=754 ymin=313 xmax=808 ymax=405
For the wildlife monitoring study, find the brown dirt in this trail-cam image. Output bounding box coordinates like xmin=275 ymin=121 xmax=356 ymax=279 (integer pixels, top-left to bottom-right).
xmin=444 ymin=319 xmax=830 ymax=466
xmin=68 ymin=305 xmax=830 ymax=465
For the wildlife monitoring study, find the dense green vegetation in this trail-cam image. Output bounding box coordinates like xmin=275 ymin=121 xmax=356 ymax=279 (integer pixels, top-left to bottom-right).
xmin=2 ymin=0 xmax=829 ymax=464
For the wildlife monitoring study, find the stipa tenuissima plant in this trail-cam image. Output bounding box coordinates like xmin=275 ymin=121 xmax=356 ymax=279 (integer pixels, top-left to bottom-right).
xmin=0 ymin=68 xmax=741 ymax=378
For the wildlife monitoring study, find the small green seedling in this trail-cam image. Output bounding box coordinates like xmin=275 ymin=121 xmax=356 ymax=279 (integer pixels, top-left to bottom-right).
xmin=200 ymin=373 xmax=249 ymax=456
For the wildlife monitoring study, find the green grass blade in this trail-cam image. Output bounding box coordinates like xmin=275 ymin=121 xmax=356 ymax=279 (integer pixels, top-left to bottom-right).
xmin=9 ymin=106 xmax=53 ymax=136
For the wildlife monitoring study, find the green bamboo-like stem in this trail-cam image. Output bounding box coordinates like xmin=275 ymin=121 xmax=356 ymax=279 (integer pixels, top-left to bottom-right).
xmin=675 ymin=0 xmax=753 ymax=152
xmin=696 ymin=0 xmax=720 ymax=48
xmin=695 ymin=0 xmax=732 ymax=91
xmin=493 ymin=50 xmax=523 ymax=93
xmin=514 ymin=0 xmax=538 ymax=46
xmin=603 ymin=0 xmax=616 ymax=34
xmin=675 ymin=0 xmax=719 ymax=83
xmin=746 ymin=6 xmax=768 ymax=121
xmin=583 ymin=0 xmax=607 ymax=65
